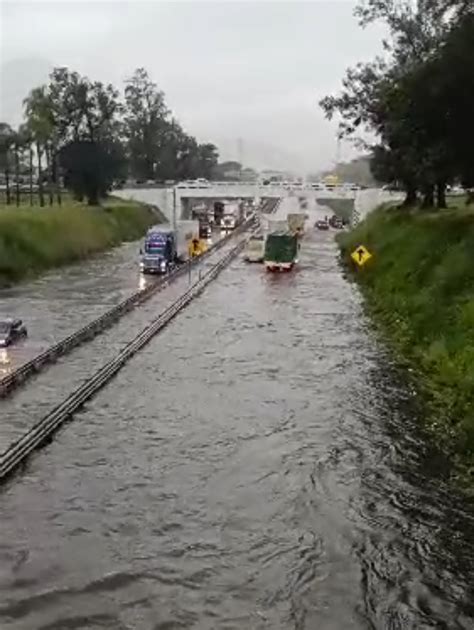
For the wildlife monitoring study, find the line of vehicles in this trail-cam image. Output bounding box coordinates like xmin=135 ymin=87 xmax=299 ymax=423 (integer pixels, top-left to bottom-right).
xmin=244 ymin=211 xmax=345 ymax=272
xmin=0 ymin=202 xmax=341 ymax=351
xmin=139 ymin=200 xmax=250 ymax=275
xmin=0 ymin=200 xmax=250 ymax=352
xmin=243 ymin=212 xmax=305 ymax=272
xmin=315 ymin=215 xmax=345 ymax=230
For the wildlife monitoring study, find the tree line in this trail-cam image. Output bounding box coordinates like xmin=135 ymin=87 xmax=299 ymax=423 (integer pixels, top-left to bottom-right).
xmin=0 ymin=67 xmax=219 ymax=206
xmin=320 ymin=0 xmax=474 ymax=208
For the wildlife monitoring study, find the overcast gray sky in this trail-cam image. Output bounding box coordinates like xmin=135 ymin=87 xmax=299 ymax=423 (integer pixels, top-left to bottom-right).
xmin=0 ymin=0 xmax=387 ymax=173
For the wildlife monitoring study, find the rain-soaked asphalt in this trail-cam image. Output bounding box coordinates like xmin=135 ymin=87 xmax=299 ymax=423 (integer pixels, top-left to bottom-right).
xmin=0 ymin=227 xmax=473 ymax=630
xmin=0 ymin=239 xmax=148 ymax=374
xmin=0 ymin=227 xmax=224 ymax=377
xmin=0 ymin=233 xmax=240 ymax=451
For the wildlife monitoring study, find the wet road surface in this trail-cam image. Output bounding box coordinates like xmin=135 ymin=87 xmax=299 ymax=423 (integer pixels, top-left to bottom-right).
xmin=0 ymin=239 xmax=149 ymax=374
xmin=0 ymin=228 xmax=222 ymax=377
xmin=0 ymin=234 xmax=241 ymax=451
xmin=0 ymin=229 xmax=473 ymax=630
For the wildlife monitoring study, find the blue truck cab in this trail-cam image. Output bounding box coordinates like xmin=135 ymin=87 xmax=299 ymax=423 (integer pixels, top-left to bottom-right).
xmin=140 ymin=228 xmax=176 ymax=274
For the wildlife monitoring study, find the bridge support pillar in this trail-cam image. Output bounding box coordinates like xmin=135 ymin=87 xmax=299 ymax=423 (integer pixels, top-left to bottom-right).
xmin=180 ymin=197 xmax=191 ymax=220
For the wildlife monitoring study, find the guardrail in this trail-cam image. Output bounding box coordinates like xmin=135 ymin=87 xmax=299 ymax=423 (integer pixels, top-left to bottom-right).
xmin=0 ymin=216 xmax=256 ymax=399
xmin=259 ymin=197 xmax=280 ymax=214
xmin=0 ymin=233 xmax=250 ymax=482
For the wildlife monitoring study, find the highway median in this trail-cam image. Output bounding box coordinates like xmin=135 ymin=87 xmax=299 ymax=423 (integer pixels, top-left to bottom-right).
xmin=0 ymin=198 xmax=159 ymax=286
xmin=338 ymin=200 xmax=474 ymax=488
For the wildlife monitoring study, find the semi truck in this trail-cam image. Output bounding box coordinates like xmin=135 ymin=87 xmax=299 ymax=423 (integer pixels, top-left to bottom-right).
xmin=198 ymin=216 xmax=212 ymax=239
xmin=222 ymin=201 xmax=242 ymax=231
xmin=214 ymin=201 xmax=224 ymax=226
xmin=192 ymin=206 xmax=212 ymax=239
xmin=263 ymin=231 xmax=299 ymax=272
xmin=139 ymin=221 xmax=199 ymax=274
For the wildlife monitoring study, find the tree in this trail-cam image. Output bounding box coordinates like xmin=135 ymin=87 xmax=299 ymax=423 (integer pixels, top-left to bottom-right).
xmin=59 ymin=139 xmax=126 ymax=206
xmin=124 ymin=68 xmax=169 ymax=180
xmin=175 ymin=133 xmax=199 ymax=180
xmin=153 ymin=118 xmax=186 ymax=181
xmin=62 ymin=139 xmax=126 ymax=205
xmin=320 ymin=0 xmax=474 ymax=209
xmin=319 ymin=60 xmax=425 ymax=205
xmin=355 ymin=0 xmax=447 ymax=64
xmin=17 ymin=124 xmax=35 ymax=206
xmin=0 ymin=123 xmax=14 ymax=205
xmin=45 ymin=68 xmax=124 ymax=202
xmin=44 ymin=68 xmax=119 ymax=144
xmin=433 ymin=13 xmax=474 ymax=200
xmin=11 ymin=126 xmax=30 ymax=206
xmin=196 ymin=143 xmax=219 ymax=179
xmin=21 ymin=65 xmax=219 ymax=200
xmin=24 ymin=86 xmax=54 ymax=207
xmin=212 ymin=161 xmax=243 ymax=181
xmin=25 ymin=68 xmax=125 ymax=205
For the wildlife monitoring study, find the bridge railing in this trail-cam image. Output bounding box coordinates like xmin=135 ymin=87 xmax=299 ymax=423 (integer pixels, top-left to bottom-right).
xmin=175 ymin=182 xmax=358 ymax=197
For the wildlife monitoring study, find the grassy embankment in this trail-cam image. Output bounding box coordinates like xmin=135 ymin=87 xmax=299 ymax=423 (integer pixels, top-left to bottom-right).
xmin=0 ymin=197 xmax=160 ymax=286
xmin=338 ymin=199 xmax=474 ymax=484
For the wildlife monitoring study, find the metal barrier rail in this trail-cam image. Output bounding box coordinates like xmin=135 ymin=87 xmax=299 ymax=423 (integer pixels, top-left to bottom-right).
xmin=0 ymin=217 xmax=255 ymax=399
xmin=262 ymin=198 xmax=281 ymax=214
xmin=0 ymin=234 xmax=249 ymax=481
xmin=175 ymin=181 xmax=359 ymax=196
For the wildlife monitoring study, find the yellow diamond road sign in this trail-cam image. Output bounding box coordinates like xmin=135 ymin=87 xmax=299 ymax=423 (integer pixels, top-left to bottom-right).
xmin=351 ymin=244 xmax=372 ymax=267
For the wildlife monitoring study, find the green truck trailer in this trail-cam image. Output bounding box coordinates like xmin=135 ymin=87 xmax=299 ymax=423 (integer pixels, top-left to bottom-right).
xmin=263 ymin=231 xmax=299 ymax=272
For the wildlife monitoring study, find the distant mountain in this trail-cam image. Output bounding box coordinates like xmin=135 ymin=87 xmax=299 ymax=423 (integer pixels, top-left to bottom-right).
xmin=0 ymin=57 xmax=54 ymax=125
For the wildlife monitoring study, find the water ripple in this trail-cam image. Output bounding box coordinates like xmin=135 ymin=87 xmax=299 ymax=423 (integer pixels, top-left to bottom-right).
xmin=0 ymin=230 xmax=473 ymax=629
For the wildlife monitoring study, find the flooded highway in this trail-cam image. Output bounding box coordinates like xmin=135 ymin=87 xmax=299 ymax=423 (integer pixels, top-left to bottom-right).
xmin=0 ymin=239 xmax=148 ymax=374
xmin=0 ymin=233 xmax=239 ymax=451
xmin=0 ymin=228 xmax=473 ymax=630
xmin=0 ymin=225 xmax=224 ymax=376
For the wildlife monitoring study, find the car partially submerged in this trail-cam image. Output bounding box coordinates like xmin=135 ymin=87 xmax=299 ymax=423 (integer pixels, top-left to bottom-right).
xmin=0 ymin=319 xmax=27 ymax=347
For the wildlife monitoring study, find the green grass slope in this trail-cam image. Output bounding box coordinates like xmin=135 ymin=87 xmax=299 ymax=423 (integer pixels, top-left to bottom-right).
xmin=338 ymin=202 xmax=474 ymax=483
xmin=0 ymin=199 xmax=156 ymax=286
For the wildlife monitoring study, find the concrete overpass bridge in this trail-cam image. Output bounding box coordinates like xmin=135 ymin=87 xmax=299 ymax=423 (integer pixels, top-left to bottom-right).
xmin=116 ymin=183 xmax=400 ymax=224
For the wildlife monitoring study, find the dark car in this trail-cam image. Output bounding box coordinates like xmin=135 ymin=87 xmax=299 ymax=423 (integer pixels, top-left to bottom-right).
xmin=315 ymin=219 xmax=329 ymax=230
xmin=0 ymin=319 xmax=28 ymax=347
